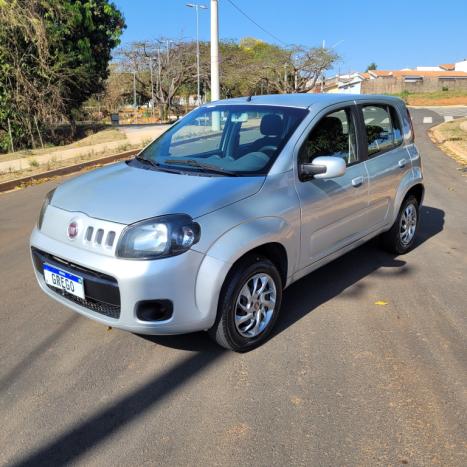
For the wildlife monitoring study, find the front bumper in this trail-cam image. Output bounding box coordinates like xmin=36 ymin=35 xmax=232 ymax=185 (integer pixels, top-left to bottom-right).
xmin=30 ymin=226 xmax=221 ymax=335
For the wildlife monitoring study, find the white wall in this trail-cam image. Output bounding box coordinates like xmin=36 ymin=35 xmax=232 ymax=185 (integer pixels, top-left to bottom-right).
xmin=338 ymin=81 xmax=362 ymax=94
xmin=455 ymin=60 xmax=467 ymax=72
xmin=416 ymin=66 xmax=442 ymax=71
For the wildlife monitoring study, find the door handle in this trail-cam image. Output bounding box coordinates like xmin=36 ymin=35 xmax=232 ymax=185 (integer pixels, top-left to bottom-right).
xmin=351 ymin=176 xmax=364 ymax=187
xmin=398 ymin=158 xmax=408 ymax=168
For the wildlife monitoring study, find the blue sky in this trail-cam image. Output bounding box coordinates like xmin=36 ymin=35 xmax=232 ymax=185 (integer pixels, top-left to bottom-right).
xmin=113 ymin=0 xmax=467 ymax=73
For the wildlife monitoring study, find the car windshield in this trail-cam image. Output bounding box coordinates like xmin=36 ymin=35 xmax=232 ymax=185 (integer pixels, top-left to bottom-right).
xmin=135 ymin=104 xmax=308 ymax=176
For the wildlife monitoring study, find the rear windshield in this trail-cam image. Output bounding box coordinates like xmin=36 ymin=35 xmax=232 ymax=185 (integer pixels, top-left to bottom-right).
xmin=136 ymin=105 xmax=308 ymax=176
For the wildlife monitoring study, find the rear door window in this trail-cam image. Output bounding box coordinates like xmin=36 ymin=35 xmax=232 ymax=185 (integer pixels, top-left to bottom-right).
xmin=362 ymin=105 xmax=403 ymax=156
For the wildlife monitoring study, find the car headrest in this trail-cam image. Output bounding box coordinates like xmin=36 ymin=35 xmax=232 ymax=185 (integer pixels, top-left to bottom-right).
xmin=318 ymin=116 xmax=343 ymax=135
xmin=260 ymin=114 xmax=283 ymax=136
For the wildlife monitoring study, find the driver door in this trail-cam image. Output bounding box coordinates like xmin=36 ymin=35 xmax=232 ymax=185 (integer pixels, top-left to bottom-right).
xmin=295 ymin=104 xmax=370 ymax=270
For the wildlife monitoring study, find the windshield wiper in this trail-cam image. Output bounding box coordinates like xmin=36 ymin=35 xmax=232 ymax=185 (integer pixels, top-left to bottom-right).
xmin=164 ymin=159 xmax=238 ymax=176
xmin=134 ymin=156 xmax=182 ymax=174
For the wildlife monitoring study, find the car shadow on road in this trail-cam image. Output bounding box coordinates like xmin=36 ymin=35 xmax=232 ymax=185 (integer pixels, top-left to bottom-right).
xmin=274 ymin=205 xmax=444 ymax=337
xmin=12 ymin=349 xmax=226 ymax=467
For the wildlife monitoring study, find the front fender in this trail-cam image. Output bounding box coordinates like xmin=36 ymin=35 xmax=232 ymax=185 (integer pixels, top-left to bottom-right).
xmin=194 ymin=217 xmax=296 ymax=330
xmin=205 ymin=216 xmax=292 ymax=265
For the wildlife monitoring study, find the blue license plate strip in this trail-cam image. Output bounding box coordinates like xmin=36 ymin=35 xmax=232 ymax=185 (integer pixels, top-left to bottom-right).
xmin=43 ymin=263 xmax=85 ymax=299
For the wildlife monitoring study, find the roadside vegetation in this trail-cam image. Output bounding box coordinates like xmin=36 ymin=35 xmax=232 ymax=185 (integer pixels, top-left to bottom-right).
xmin=0 ymin=0 xmax=125 ymax=153
xmin=391 ymin=90 xmax=467 ymax=106
xmin=0 ymin=146 xmax=132 ymax=184
xmin=0 ymin=129 xmax=126 ymax=164
xmin=429 ymin=117 xmax=467 ymax=166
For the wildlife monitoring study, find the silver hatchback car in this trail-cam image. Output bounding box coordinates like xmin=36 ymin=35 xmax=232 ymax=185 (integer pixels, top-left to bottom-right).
xmin=31 ymin=94 xmax=423 ymax=351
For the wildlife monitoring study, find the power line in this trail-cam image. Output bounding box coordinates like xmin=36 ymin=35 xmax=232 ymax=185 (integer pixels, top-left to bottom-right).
xmin=224 ymin=0 xmax=288 ymax=46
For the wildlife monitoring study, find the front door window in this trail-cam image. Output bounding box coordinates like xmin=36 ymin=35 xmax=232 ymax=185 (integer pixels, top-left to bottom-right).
xmin=299 ymin=108 xmax=358 ymax=166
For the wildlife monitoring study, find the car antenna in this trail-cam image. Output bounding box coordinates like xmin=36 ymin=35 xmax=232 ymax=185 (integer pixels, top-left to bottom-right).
xmin=246 ymin=95 xmax=252 ymax=102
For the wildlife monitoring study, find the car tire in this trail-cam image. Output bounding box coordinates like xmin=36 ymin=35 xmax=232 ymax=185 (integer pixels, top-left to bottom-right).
xmin=381 ymin=195 xmax=419 ymax=254
xmin=208 ymin=255 xmax=283 ymax=352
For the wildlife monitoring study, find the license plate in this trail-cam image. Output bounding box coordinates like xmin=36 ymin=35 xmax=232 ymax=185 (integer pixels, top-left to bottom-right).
xmin=43 ymin=263 xmax=85 ymax=299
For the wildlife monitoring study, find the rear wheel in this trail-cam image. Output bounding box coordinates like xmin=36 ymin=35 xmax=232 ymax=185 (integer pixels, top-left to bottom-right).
xmin=209 ymin=256 xmax=282 ymax=352
xmin=381 ymin=195 xmax=419 ymax=254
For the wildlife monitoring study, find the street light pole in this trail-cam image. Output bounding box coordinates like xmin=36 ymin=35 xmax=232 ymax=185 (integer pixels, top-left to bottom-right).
xmin=186 ymin=3 xmax=207 ymax=106
xmin=210 ymin=0 xmax=219 ymax=102
xmin=195 ymin=6 xmax=201 ymax=105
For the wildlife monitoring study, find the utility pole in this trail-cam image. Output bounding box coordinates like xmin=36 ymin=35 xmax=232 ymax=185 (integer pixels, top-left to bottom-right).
xmin=149 ymin=57 xmax=155 ymax=118
xmin=157 ymin=47 xmax=162 ymax=96
xmin=210 ymin=0 xmax=220 ymax=102
xmin=133 ymin=71 xmax=137 ymax=108
xmin=133 ymin=70 xmax=138 ymax=123
xmin=165 ymin=39 xmax=174 ymax=63
xmin=186 ymin=3 xmax=207 ymax=106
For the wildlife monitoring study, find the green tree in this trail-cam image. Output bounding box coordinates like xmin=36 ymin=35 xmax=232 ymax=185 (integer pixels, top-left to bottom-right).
xmin=0 ymin=0 xmax=125 ymax=152
xmin=366 ymin=62 xmax=377 ymax=71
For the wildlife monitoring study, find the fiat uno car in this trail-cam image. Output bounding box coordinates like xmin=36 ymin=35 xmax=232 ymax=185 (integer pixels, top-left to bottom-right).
xmin=31 ymin=94 xmax=423 ymax=351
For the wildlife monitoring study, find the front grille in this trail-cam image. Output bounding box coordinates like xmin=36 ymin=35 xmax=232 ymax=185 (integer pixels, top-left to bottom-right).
xmin=84 ymin=225 xmax=117 ymax=248
xmin=46 ymin=285 xmax=121 ymax=319
xmin=32 ymin=247 xmax=121 ymax=319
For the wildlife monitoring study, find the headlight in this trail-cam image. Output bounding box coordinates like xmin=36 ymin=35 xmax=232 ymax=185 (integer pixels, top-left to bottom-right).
xmin=116 ymin=214 xmax=201 ymax=260
xmin=37 ymin=188 xmax=56 ymax=230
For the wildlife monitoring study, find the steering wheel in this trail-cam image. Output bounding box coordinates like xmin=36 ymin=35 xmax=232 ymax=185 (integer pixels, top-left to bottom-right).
xmin=258 ymin=145 xmax=277 ymax=157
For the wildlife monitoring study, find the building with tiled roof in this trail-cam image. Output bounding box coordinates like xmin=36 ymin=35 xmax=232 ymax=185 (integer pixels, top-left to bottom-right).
xmin=319 ymin=59 xmax=467 ymax=94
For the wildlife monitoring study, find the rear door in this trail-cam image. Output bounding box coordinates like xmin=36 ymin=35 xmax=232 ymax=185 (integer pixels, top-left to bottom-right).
xmin=358 ymin=102 xmax=412 ymax=229
xmin=295 ymin=103 xmax=370 ymax=270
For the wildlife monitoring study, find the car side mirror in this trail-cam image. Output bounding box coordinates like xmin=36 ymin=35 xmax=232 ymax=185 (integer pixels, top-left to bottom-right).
xmin=300 ymin=156 xmax=346 ymax=181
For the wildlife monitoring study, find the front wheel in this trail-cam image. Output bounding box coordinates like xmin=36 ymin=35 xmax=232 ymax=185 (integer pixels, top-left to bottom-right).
xmin=209 ymin=256 xmax=283 ymax=352
xmin=381 ymin=195 xmax=419 ymax=254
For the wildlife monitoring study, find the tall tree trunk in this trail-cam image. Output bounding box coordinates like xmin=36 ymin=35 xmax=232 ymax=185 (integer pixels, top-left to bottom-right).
xmin=69 ymin=117 xmax=77 ymax=139
xmin=27 ymin=118 xmax=36 ymax=149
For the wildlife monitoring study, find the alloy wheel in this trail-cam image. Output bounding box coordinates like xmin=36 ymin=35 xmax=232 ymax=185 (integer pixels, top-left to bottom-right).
xmin=400 ymin=203 xmax=417 ymax=245
xmin=234 ymin=273 xmax=277 ymax=338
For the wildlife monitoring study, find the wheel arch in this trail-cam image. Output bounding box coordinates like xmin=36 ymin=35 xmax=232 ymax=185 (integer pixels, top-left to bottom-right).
xmin=404 ymin=183 xmax=425 ymax=206
xmin=194 ymin=218 xmax=294 ymax=330
xmin=391 ymin=180 xmax=425 ymax=227
xmin=223 ymin=242 xmax=288 ymax=288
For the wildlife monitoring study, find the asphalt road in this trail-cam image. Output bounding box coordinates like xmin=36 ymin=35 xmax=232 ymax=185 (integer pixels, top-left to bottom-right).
xmin=0 ymin=109 xmax=466 ymax=466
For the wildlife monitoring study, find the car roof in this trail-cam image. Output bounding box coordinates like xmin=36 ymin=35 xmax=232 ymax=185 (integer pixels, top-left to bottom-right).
xmin=210 ymin=93 xmax=403 ymax=109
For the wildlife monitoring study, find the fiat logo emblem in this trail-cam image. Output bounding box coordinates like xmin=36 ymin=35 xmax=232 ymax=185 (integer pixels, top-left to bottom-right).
xmin=67 ymin=221 xmax=79 ymax=239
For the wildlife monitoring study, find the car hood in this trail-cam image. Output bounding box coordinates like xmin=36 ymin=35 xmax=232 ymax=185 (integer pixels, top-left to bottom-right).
xmin=51 ymin=162 xmax=265 ymax=224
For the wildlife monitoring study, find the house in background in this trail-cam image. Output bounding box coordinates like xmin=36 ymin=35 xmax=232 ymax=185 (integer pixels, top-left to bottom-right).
xmin=320 ymin=59 xmax=467 ymax=94
xmin=362 ymin=69 xmax=467 ymax=94
xmin=415 ymin=59 xmax=467 ymax=72
xmin=322 ymin=72 xmax=370 ymax=94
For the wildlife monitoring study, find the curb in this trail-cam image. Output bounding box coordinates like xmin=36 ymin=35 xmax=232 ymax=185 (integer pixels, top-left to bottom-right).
xmin=0 ymin=148 xmax=140 ymax=193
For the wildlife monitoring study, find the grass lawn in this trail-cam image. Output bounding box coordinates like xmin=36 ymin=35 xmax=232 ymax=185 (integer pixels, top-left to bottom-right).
xmin=389 ymin=90 xmax=467 ymax=106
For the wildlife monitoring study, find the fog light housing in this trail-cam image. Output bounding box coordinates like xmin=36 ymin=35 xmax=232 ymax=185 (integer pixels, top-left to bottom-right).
xmin=136 ymin=300 xmax=173 ymax=322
